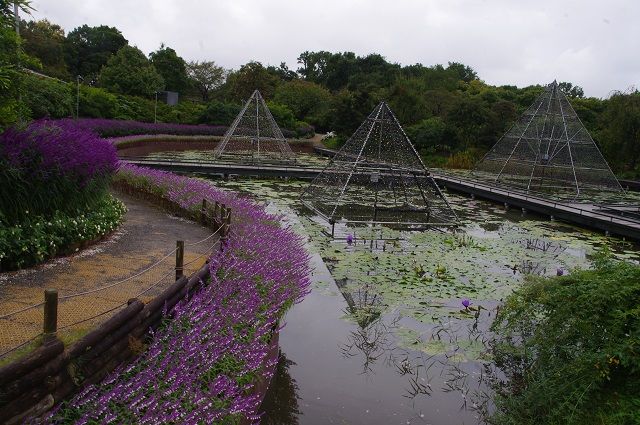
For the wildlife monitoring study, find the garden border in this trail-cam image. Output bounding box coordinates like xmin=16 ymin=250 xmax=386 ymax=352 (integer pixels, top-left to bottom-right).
xmin=0 ymin=183 xmax=254 ymax=424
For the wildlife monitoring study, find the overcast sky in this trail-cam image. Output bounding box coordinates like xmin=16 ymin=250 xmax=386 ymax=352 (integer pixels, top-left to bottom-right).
xmin=29 ymin=0 xmax=639 ymax=98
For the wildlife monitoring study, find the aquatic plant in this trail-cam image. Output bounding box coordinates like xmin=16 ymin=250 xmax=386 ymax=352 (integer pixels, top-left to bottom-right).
xmin=461 ymin=299 xmax=471 ymax=309
xmin=46 ymin=165 xmax=311 ymax=423
xmin=346 ymin=233 xmax=354 ymax=245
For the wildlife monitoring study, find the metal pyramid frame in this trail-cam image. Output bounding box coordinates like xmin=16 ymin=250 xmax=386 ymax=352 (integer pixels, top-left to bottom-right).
xmin=474 ymin=81 xmax=622 ymax=197
xmin=213 ymin=89 xmax=295 ymax=161
xmin=301 ymin=101 xmax=458 ymax=226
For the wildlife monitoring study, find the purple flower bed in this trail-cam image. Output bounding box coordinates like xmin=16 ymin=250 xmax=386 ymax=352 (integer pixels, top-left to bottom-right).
xmin=55 ymin=118 xmax=228 ymax=138
xmin=45 ymin=165 xmax=311 ymax=424
xmin=0 ymin=120 xmax=124 ymax=269
xmin=1 ymin=120 xmax=117 ymax=185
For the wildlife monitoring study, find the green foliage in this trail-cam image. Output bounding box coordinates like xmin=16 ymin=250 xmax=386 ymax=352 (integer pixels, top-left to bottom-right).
xmin=198 ymin=100 xmax=240 ymax=126
xmin=186 ymin=59 xmax=226 ymax=101
xmin=0 ymin=26 xmax=21 ymax=127
xmin=79 ymin=85 xmax=117 ymax=118
xmin=273 ymin=79 xmax=331 ymax=128
xmin=22 ymin=73 xmax=73 ymax=118
xmin=20 ymin=18 xmax=69 ymax=80
xmin=490 ymin=259 xmax=640 ymax=425
xmin=0 ymin=195 xmax=125 ymax=270
xmin=149 ymin=43 xmax=189 ymax=93
xmin=598 ymin=90 xmax=640 ymax=177
xmin=98 ymin=45 xmax=164 ymax=97
xmin=266 ymin=101 xmax=296 ymax=130
xmin=559 ymin=81 xmax=585 ymax=98
xmin=161 ymin=100 xmax=205 ymax=125
xmin=64 ymin=24 xmax=127 ymax=82
xmin=406 ymin=117 xmax=447 ymax=154
xmin=225 ymin=61 xmax=280 ymax=101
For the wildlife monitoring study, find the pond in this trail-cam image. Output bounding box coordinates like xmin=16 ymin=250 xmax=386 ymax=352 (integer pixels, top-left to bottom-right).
xmin=198 ymin=176 xmax=640 ymax=424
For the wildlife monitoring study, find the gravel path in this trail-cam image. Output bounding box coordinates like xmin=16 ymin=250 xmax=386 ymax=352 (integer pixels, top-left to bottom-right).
xmin=0 ymin=191 xmax=216 ymax=355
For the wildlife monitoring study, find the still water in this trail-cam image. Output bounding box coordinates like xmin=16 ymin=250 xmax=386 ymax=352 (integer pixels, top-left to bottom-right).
xmin=207 ymin=177 xmax=638 ymax=425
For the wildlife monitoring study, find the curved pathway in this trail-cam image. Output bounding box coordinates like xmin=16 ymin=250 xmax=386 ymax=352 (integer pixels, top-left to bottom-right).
xmin=0 ymin=191 xmax=216 ymax=356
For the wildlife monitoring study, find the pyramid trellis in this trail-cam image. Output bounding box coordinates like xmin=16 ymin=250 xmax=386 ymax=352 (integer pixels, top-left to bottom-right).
xmin=213 ymin=90 xmax=294 ymax=161
xmin=301 ymin=101 xmax=457 ymax=226
xmin=474 ymin=81 xmax=622 ymax=196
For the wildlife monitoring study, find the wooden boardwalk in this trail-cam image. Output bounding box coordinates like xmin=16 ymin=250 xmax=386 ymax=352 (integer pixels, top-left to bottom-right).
xmin=123 ymin=157 xmax=640 ymax=241
xmin=434 ymin=173 xmax=640 ymax=240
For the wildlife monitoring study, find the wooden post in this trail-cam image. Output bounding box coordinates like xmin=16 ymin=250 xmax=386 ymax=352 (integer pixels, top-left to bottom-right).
xmin=200 ymin=199 xmax=207 ymax=224
xmin=175 ymin=240 xmax=184 ymax=280
xmin=225 ymin=209 xmax=232 ymax=237
xmin=43 ymin=289 xmax=58 ymax=340
xmin=213 ymin=201 xmax=220 ymax=229
xmin=220 ymin=205 xmax=227 ymax=238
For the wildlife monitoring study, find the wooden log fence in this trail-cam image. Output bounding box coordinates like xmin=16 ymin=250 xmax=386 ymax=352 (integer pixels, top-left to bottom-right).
xmin=0 ymin=184 xmax=233 ymax=424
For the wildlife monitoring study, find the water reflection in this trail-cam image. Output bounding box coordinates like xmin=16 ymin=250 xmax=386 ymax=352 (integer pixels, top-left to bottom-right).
xmin=261 ymin=352 xmax=301 ymax=425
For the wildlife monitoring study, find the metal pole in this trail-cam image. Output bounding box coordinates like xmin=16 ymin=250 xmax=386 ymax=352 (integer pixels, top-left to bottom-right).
xmin=14 ymin=1 xmax=22 ymax=123
xmin=256 ymin=91 xmax=260 ymax=161
xmin=76 ymin=75 xmax=81 ymax=119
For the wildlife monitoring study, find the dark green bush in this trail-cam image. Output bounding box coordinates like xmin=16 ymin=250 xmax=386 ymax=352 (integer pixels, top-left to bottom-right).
xmin=22 ymin=73 xmax=73 ymax=119
xmin=79 ymin=85 xmax=117 ymax=118
xmin=490 ymin=255 xmax=640 ymax=425
xmin=198 ymin=100 xmax=240 ymax=126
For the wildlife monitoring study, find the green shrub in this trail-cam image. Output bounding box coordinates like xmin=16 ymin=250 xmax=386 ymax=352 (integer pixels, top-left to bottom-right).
xmin=490 ymin=255 xmax=640 ymax=425
xmin=22 ymin=73 xmax=73 ymax=119
xmin=266 ymin=101 xmax=296 ymax=130
xmin=162 ymin=101 xmax=205 ymax=125
xmin=198 ymin=100 xmax=240 ymax=126
xmin=0 ymin=195 xmax=126 ymax=270
xmin=80 ymin=85 xmax=117 ymax=118
xmin=294 ymin=120 xmax=314 ymax=138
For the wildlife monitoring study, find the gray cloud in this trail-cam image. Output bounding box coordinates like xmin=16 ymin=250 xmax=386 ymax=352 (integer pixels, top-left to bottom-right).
xmin=30 ymin=0 xmax=639 ymax=98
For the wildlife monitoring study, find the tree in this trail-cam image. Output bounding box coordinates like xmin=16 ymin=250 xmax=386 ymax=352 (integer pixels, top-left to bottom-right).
xmin=558 ymin=81 xmax=585 ymax=98
xmin=186 ymin=60 xmax=226 ymax=101
xmin=296 ymin=50 xmax=332 ymax=83
xmin=406 ymin=117 xmax=447 ymax=154
xmin=149 ymin=44 xmax=188 ymax=93
xmin=273 ymin=80 xmax=331 ymax=122
xmin=98 ymin=45 xmax=164 ymax=97
xmin=446 ymin=61 xmax=478 ymax=83
xmin=266 ymin=62 xmax=297 ymax=82
xmin=0 ymin=0 xmax=33 ymax=127
xmin=64 ymin=24 xmax=127 ymax=82
xmin=599 ymin=90 xmax=640 ymax=174
xmin=20 ymin=19 xmax=69 ymax=79
xmin=225 ymin=61 xmax=279 ymax=101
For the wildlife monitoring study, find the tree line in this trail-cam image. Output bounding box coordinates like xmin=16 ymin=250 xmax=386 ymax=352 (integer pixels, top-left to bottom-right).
xmin=2 ymin=4 xmax=639 ymax=177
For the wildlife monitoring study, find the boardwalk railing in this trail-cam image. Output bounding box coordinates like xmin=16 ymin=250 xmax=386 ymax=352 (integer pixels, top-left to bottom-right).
xmin=434 ymin=172 xmax=640 ymax=227
xmin=0 ymin=198 xmax=231 ymax=361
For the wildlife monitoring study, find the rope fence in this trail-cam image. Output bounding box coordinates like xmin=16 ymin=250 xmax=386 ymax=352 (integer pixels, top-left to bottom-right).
xmin=0 ymin=200 xmax=232 ymax=361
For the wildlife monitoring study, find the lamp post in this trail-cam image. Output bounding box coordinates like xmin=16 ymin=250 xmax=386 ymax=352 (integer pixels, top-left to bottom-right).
xmin=154 ymin=91 xmax=158 ymax=123
xmin=14 ymin=1 xmax=22 ymax=123
xmin=76 ymin=75 xmax=83 ymax=119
